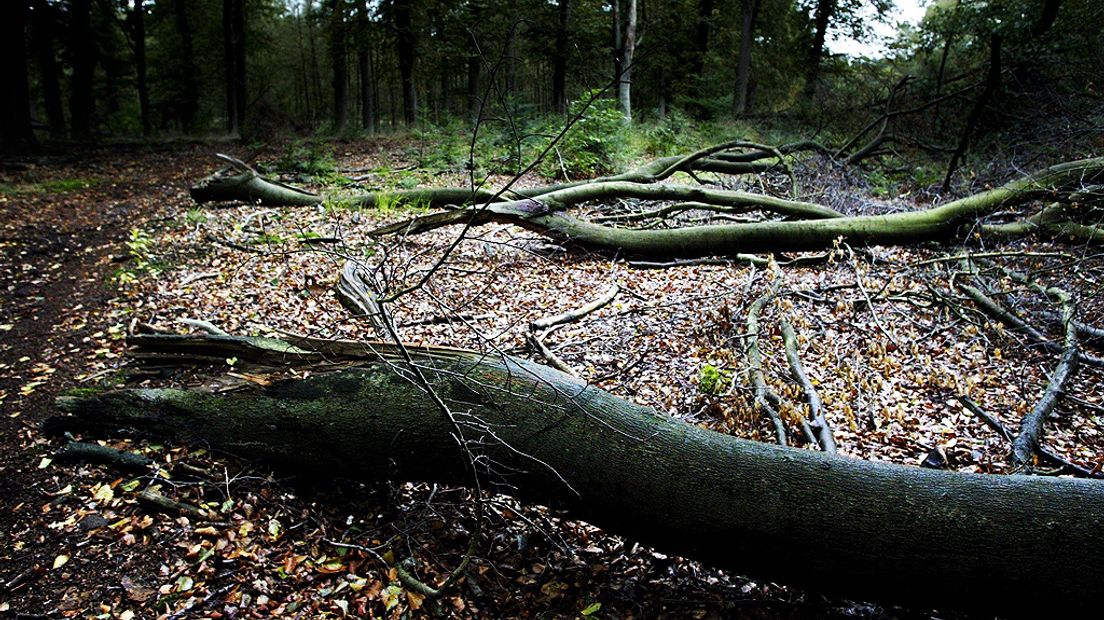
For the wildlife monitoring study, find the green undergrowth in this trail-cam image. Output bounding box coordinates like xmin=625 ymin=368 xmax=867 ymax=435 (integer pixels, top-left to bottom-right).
xmin=0 ymin=177 xmax=102 ymax=196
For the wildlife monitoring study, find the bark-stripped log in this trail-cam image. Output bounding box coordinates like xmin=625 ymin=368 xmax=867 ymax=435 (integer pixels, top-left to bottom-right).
xmin=49 ymin=332 xmax=1104 ymax=615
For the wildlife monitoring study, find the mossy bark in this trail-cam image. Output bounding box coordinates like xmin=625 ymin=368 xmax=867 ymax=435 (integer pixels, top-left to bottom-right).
xmin=54 ymin=337 xmax=1104 ymax=615
xmin=372 ymin=157 xmax=1104 ymax=256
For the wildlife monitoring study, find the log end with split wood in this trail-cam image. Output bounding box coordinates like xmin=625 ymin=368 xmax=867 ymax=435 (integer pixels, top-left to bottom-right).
xmin=47 ymin=331 xmax=1104 ymax=615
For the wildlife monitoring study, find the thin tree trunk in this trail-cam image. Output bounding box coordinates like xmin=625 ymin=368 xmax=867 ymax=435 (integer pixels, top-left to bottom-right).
xmin=804 ymin=0 xmax=835 ymax=98
xmin=551 ymin=0 xmax=570 ymax=115
xmin=69 ymin=0 xmax=96 ymax=139
xmin=223 ymin=0 xmax=239 ymax=134
xmin=691 ymin=0 xmax=713 ymax=82
xmin=466 ymin=52 xmax=480 ymax=124
xmin=330 ymin=0 xmax=349 ymax=131
xmin=357 ymin=0 xmax=375 ymax=132
xmin=130 ymin=0 xmax=151 ymax=136
xmin=1 ymin=1 xmax=36 ymax=153
xmin=1032 ymin=0 xmax=1062 ymax=37
xmin=295 ymin=6 xmax=312 ymax=119
xmin=307 ymin=0 xmax=325 ymax=123
xmin=394 ymin=0 xmax=416 ymax=125
xmin=732 ymin=0 xmax=757 ymax=117
xmin=233 ymin=0 xmax=246 ymax=131
xmin=943 ymin=34 xmax=1001 ymax=190
xmin=619 ymin=0 xmax=636 ymax=122
xmin=173 ymin=0 xmax=199 ymax=132
xmin=612 ymin=0 xmax=622 ymax=90
xmin=55 ymin=332 xmax=1104 ymax=616
xmin=32 ymin=0 xmax=65 ymax=139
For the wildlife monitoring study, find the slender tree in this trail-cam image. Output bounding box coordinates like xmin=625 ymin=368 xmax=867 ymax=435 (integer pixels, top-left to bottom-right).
xmin=69 ymin=0 xmax=97 ymax=139
xmin=732 ymin=0 xmax=758 ymax=117
xmin=804 ymin=0 xmax=835 ymax=98
xmin=223 ymin=0 xmax=246 ymax=134
xmin=619 ymin=0 xmax=636 ymax=122
xmin=551 ymin=0 xmax=571 ymax=115
xmin=126 ymin=0 xmax=151 ymax=136
xmin=393 ymin=0 xmax=416 ymax=125
xmin=173 ymin=0 xmax=200 ymax=131
xmin=330 ymin=0 xmax=349 ymax=131
xmin=32 ymin=0 xmax=65 ymax=139
xmin=357 ymin=0 xmax=376 ymax=132
xmin=1 ymin=1 xmax=37 ymax=154
xmin=691 ymin=0 xmax=714 ymax=81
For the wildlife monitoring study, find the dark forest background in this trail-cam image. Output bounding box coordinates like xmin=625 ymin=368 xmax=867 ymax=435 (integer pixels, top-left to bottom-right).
xmin=1 ymin=0 xmax=1101 ymax=173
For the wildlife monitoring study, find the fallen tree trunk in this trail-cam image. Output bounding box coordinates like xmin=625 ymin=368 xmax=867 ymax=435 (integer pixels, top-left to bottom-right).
xmin=370 ymin=157 xmax=1104 ymax=257
xmin=50 ymin=332 xmax=1104 ymax=615
xmin=190 ymin=154 xmax=322 ymax=207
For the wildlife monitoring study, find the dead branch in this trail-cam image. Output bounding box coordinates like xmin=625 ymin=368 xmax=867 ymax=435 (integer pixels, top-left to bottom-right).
xmin=781 ymin=319 xmax=835 ymax=453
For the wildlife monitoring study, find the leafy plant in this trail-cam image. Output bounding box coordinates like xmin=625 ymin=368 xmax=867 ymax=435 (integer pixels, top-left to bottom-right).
xmin=540 ymin=91 xmax=629 ymax=179
xmin=114 ymin=227 xmax=161 ymax=285
xmin=698 ymin=363 xmax=732 ymax=395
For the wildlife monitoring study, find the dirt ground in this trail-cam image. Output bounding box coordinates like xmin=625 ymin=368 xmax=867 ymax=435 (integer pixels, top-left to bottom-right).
xmin=2 ymin=141 xmax=1101 ymax=619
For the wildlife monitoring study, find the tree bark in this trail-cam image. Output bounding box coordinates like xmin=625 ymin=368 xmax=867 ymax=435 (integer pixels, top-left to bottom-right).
xmin=619 ymin=0 xmax=636 ymax=122
xmin=32 ymin=0 xmax=65 ymax=139
xmin=330 ymin=0 xmax=349 ymax=132
xmin=173 ymin=0 xmax=200 ymax=132
xmin=357 ymin=0 xmax=376 ymax=132
xmin=804 ymin=0 xmax=835 ymax=98
xmin=691 ymin=0 xmax=713 ymax=84
xmin=369 ymin=157 xmax=1104 ymax=257
xmin=1 ymin=1 xmax=36 ymax=154
xmin=52 ymin=331 xmax=1104 ymax=615
xmin=69 ymin=0 xmax=97 ymax=139
xmin=943 ymin=34 xmax=1001 ymax=190
xmin=223 ymin=0 xmax=245 ymax=135
xmin=130 ymin=0 xmax=151 ymax=137
xmin=393 ymin=0 xmax=416 ymax=125
xmin=551 ymin=0 xmax=570 ymax=115
xmin=189 ymin=155 xmax=323 ymax=206
xmin=732 ymin=0 xmax=758 ymax=117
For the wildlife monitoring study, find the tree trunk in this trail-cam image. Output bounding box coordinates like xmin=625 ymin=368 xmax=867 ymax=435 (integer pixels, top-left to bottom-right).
xmin=804 ymin=0 xmax=835 ymax=98
xmin=69 ymin=0 xmax=96 ymax=139
xmin=1 ymin=1 xmax=36 ymax=154
xmin=393 ymin=0 xmax=416 ymax=125
xmin=32 ymin=0 xmax=65 ymax=139
xmin=130 ymin=0 xmax=151 ymax=137
xmin=732 ymin=0 xmax=757 ymax=117
xmin=691 ymin=0 xmax=713 ymax=83
xmin=330 ymin=0 xmax=349 ymax=131
xmin=612 ymin=0 xmax=621 ymax=92
xmin=369 ymin=157 xmax=1104 ymax=257
xmin=357 ymin=0 xmax=376 ymax=132
xmin=52 ymin=332 xmax=1104 ymax=616
xmin=551 ymin=0 xmax=570 ymax=115
xmin=223 ymin=0 xmax=243 ymax=135
xmin=173 ymin=0 xmax=200 ymax=132
xmin=943 ymin=34 xmax=1001 ymax=191
xmin=619 ymin=0 xmax=636 ymax=122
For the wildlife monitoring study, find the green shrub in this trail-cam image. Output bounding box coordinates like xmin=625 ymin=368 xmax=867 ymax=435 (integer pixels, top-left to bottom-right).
xmin=698 ymin=363 xmax=732 ymax=395
xmin=540 ymin=91 xmax=629 ymax=179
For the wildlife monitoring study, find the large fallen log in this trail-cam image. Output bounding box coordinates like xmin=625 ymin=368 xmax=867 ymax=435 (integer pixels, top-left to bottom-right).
xmin=369 ymin=157 xmax=1104 ymax=256
xmin=49 ymin=332 xmax=1104 ymax=615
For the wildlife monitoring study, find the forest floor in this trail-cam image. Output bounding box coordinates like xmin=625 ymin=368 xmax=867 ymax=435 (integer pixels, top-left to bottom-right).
xmin=1 ymin=138 xmax=1102 ymax=619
